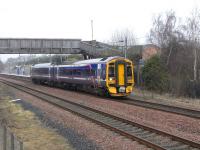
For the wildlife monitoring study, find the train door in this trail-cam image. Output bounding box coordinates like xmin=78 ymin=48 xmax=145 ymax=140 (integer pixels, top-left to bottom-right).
xmin=51 ymin=65 xmax=56 ymax=81
xmin=115 ymin=61 xmax=127 ymax=93
xmin=97 ymin=64 xmax=101 ymax=86
xmin=49 ymin=66 xmax=53 ymax=80
xmin=118 ymin=64 xmax=125 ymax=86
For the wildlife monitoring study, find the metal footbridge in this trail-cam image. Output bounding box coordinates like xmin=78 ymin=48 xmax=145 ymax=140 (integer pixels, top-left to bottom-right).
xmin=0 ymin=38 xmax=121 ymax=57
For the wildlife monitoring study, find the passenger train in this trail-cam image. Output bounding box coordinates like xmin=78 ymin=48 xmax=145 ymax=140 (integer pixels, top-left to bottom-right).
xmin=31 ymin=56 xmax=134 ymax=97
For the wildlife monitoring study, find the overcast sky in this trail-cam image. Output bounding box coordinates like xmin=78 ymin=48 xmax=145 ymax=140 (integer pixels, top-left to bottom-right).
xmin=0 ymin=0 xmax=200 ymax=62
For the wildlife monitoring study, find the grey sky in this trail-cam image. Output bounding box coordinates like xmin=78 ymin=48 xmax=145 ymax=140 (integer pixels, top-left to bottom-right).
xmin=0 ymin=0 xmax=200 ymax=62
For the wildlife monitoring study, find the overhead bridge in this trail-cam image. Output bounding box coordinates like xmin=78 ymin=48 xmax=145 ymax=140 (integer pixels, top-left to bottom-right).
xmin=0 ymin=38 xmax=121 ymax=57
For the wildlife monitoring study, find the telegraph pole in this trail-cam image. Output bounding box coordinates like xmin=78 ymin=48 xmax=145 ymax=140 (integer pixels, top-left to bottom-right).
xmin=125 ymin=37 xmax=127 ymax=58
xmin=91 ymin=20 xmax=95 ymax=59
xmin=91 ymin=20 xmax=94 ymax=41
xmin=194 ymin=38 xmax=197 ymax=81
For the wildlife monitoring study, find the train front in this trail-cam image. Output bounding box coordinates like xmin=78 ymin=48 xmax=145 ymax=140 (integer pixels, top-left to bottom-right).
xmin=106 ymin=57 xmax=134 ymax=97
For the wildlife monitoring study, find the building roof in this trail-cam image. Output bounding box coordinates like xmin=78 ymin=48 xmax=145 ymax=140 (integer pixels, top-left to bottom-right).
xmin=128 ymin=44 xmax=160 ymax=55
xmin=31 ymin=56 xmax=124 ymax=68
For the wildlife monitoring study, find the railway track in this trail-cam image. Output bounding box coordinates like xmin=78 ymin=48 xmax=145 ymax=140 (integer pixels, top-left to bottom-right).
xmin=115 ymin=97 xmax=200 ymax=119
xmin=0 ymin=74 xmax=31 ymax=82
xmin=0 ymin=74 xmax=200 ymax=119
xmin=1 ymin=79 xmax=200 ymax=150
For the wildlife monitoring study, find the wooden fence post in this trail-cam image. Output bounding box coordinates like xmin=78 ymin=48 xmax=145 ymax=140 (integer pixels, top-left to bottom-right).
xmin=3 ymin=126 xmax=7 ymax=150
xmin=19 ymin=141 xmax=23 ymax=150
xmin=10 ymin=133 xmax=14 ymax=150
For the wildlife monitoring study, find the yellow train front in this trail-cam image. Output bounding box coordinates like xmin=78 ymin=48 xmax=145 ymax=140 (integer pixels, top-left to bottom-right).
xmin=105 ymin=57 xmax=134 ymax=96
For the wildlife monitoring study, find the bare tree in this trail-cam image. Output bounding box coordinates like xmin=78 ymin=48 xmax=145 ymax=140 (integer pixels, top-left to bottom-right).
xmin=149 ymin=11 xmax=180 ymax=65
xmin=182 ymin=8 xmax=200 ymax=81
xmin=111 ymin=28 xmax=137 ymax=47
xmin=0 ymin=59 xmax=4 ymax=73
xmin=148 ymin=10 xmax=195 ymax=94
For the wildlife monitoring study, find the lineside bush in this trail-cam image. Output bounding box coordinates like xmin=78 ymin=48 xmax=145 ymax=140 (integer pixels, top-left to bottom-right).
xmin=142 ymin=55 xmax=169 ymax=92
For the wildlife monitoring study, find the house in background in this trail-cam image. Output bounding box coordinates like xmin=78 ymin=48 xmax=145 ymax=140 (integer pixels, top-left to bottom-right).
xmin=127 ymin=44 xmax=160 ymax=86
xmin=127 ymin=44 xmax=160 ymax=61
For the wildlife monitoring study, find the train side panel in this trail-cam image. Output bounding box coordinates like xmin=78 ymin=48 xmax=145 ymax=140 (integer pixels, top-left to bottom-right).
xmin=56 ymin=65 xmax=96 ymax=87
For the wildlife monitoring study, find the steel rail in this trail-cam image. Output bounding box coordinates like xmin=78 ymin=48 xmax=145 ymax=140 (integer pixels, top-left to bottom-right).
xmin=115 ymin=98 xmax=200 ymax=119
xmin=1 ymin=79 xmax=200 ymax=150
xmin=1 ymin=73 xmax=199 ymax=119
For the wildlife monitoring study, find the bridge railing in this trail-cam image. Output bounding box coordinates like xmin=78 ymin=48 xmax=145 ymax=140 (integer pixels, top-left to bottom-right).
xmin=0 ymin=38 xmax=82 ymax=54
xmin=0 ymin=38 xmax=123 ymax=57
xmin=80 ymin=41 xmax=122 ymax=57
xmin=0 ymin=38 xmax=81 ymax=49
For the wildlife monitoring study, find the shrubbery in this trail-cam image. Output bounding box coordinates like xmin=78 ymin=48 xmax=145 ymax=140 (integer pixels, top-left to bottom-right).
xmin=142 ymin=55 xmax=169 ymax=92
xmin=184 ymin=80 xmax=200 ymax=98
xmin=141 ymin=55 xmax=200 ymax=98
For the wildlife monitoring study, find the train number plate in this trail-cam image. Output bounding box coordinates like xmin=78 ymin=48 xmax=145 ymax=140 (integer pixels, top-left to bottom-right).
xmin=119 ymin=87 xmax=125 ymax=93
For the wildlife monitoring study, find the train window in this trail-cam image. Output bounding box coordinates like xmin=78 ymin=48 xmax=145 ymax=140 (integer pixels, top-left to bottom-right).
xmin=127 ymin=66 xmax=132 ymax=77
xmin=82 ymin=69 xmax=87 ymax=76
xmin=108 ymin=66 xmax=115 ymax=77
xmin=38 ymin=68 xmax=49 ymax=75
xmin=77 ymin=70 xmax=81 ymax=76
xmin=73 ymin=70 xmax=76 ymax=75
xmin=84 ymin=69 xmax=90 ymax=76
xmin=64 ymin=69 xmax=72 ymax=76
xmin=59 ymin=68 xmax=70 ymax=76
xmin=73 ymin=69 xmax=81 ymax=76
xmin=59 ymin=68 xmax=64 ymax=75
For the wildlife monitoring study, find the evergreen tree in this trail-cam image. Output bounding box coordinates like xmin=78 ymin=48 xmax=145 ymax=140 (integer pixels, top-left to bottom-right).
xmin=142 ymin=55 xmax=169 ymax=92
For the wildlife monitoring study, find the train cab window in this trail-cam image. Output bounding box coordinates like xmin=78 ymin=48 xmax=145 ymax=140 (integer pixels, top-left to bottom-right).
xmin=108 ymin=66 xmax=115 ymax=77
xmin=127 ymin=66 xmax=132 ymax=77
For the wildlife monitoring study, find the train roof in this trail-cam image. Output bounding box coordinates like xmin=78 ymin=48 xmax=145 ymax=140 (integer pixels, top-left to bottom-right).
xmin=57 ymin=64 xmax=90 ymax=68
xmin=31 ymin=56 xmax=125 ymax=68
xmin=32 ymin=63 xmax=52 ymax=68
xmin=73 ymin=56 xmax=123 ymax=65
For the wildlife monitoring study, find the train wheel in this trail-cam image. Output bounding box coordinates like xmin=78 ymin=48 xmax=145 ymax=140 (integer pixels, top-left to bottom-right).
xmin=48 ymin=81 xmax=54 ymax=87
xmin=97 ymin=88 xmax=110 ymax=97
xmin=104 ymin=89 xmax=110 ymax=97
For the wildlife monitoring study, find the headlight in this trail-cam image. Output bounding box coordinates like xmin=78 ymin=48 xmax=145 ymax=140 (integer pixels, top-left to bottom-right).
xmin=109 ymin=78 xmax=112 ymax=81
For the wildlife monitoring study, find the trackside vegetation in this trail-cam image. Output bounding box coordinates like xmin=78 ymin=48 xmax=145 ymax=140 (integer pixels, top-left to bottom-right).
xmin=142 ymin=55 xmax=169 ymax=92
